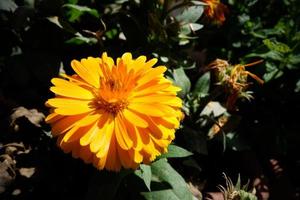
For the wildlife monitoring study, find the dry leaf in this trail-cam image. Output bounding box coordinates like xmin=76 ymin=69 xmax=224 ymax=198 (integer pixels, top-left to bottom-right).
xmin=19 ymin=167 xmax=35 ymax=178
xmin=10 ymin=106 xmax=45 ymax=130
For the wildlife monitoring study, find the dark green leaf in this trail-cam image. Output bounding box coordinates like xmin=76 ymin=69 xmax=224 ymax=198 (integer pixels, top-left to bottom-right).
xmin=160 ymin=145 xmax=193 ymax=158
xmin=193 ymin=71 xmax=210 ymax=97
xmin=263 ymin=39 xmax=291 ymax=53
xmin=173 ymin=5 xmax=204 ymax=23
xmin=135 ymin=164 xmax=152 ymax=191
xmin=65 ymin=36 xmax=97 ymax=45
xmin=141 ymin=159 xmax=193 ymax=200
xmin=47 ymin=16 xmax=77 ymax=34
xmin=173 ymin=67 xmax=191 ymax=98
xmin=85 ymin=170 xmax=131 ymax=200
xmin=0 ymin=0 xmax=17 ymax=12
xmin=182 ymin=126 xmax=208 ymax=155
xmin=246 ymin=51 xmax=283 ymax=61
xmin=63 ymin=4 xmax=100 ymax=22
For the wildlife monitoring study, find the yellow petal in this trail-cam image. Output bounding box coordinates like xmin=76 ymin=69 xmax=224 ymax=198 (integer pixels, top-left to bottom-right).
xmin=128 ymin=103 xmax=166 ymax=117
xmin=130 ymin=149 xmax=143 ymax=163
xmin=50 ymin=78 xmax=95 ymax=99
xmin=81 ymin=57 xmax=103 ymax=78
xmin=47 ymin=98 xmax=93 ymax=115
xmin=123 ymin=118 xmax=143 ymax=151
xmin=62 ymin=114 xmax=101 ymax=143
xmin=115 ymin=115 xmax=133 ymax=150
xmin=137 ymin=66 xmax=167 ymax=86
xmin=45 ymin=112 xmax=62 ymax=124
xmin=133 ymin=83 xmax=171 ymax=97
xmin=123 ymin=109 xmax=148 ymax=128
xmin=51 ymin=114 xmax=86 ymax=136
xmin=90 ymin=116 xmax=114 ymax=154
xmin=132 ymin=95 xmax=182 ymax=107
xmin=71 ymin=60 xmax=100 ymax=88
xmin=121 ymin=52 xmax=132 ymax=67
xmin=101 ymin=52 xmax=115 ymax=69
xmin=80 ymin=113 xmax=109 ymax=146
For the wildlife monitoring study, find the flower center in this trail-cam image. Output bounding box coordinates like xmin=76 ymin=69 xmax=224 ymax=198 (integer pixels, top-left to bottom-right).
xmin=95 ymin=97 xmax=128 ymax=115
xmin=93 ymin=78 xmax=130 ymax=115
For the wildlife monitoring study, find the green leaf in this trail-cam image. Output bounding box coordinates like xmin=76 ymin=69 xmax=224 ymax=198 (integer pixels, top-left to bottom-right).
xmin=65 ymin=36 xmax=97 ymax=45
xmin=182 ymin=127 xmax=208 ymax=155
xmin=141 ymin=159 xmax=193 ymax=200
xmin=245 ymin=51 xmax=283 ymax=61
xmin=193 ymin=71 xmax=210 ymax=97
xmin=263 ymin=39 xmax=291 ymax=53
xmin=63 ymin=4 xmax=100 ymax=22
xmin=85 ymin=170 xmax=131 ymax=200
xmin=263 ymin=62 xmax=284 ymax=82
xmin=135 ymin=164 xmax=152 ymax=191
xmin=173 ymin=67 xmax=191 ymax=98
xmin=174 ymin=4 xmax=204 ymax=23
xmin=47 ymin=16 xmax=77 ymax=34
xmin=160 ymin=145 xmax=193 ymax=158
xmin=294 ymin=79 xmax=300 ymax=92
xmin=189 ymin=23 xmax=203 ymax=32
xmin=0 ymin=0 xmax=17 ymax=12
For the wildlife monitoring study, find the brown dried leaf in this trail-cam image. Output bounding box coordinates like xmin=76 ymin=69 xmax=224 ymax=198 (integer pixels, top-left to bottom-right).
xmin=10 ymin=106 xmax=45 ymax=129
xmin=0 ymin=154 xmax=16 ymax=194
xmin=19 ymin=167 xmax=35 ymax=178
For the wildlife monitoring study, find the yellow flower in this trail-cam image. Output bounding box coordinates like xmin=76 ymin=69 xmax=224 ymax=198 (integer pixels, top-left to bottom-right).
xmin=202 ymin=0 xmax=228 ymax=25
xmin=45 ymin=52 xmax=183 ymax=171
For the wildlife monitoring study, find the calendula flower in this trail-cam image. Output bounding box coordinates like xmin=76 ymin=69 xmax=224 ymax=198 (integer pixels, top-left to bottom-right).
xmin=202 ymin=0 xmax=228 ymax=25
xmin=207 ymin=59 xmax=263 ymax=110
xmin=45 ymin=52 xmax=183 ymax=171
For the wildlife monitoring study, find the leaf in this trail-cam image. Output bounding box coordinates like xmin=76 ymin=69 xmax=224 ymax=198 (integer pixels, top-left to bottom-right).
xmin=173 ymin=67 xmax=191 ymax=98
xmin=182 ymin=126 xmax=208 ymax=155
xmin=63 ymin=4 xmax=100 ymax=22
xmin=189 ymin=23 xmax=203 ymax=32
xmin=173 ymin=4 xmax=204 ymax=24
xmin=118 ymin=13 xmax=147 ymax=47
xmin=19 ymin=168 xmax=35 ymax=178
xmin=193 ymin=71 xmax=210 ymax=97
xmin=141 ymin=159 xmax=193 ymax=200
xmin=295 ymin=79 xmax=300 ymax=92
xmin=0 ymin=0 xmax=18 ymax=12
xmin=85 ymin=170 xmax=131 ymax=200
xmin=65 ymin=36 xmax=97 ymax=45
xmin=200 ymin=101 xmax=226 ymax=117
xmin=263 ymin=39 xmax=291 ymax=53
xmin=263 ymin=62 xmax=284 ymax=82
xmin=135 ymin=164 xmax=152 ymax=191
xmin=182 ymin=158 xmax=202 ymax=172
xmin=245 ymin=51 xmax=283 ymax=61
xmin=160 ymin=145 xmax=193 ymax=158
xmin=47 ymin=16 xmax=77 ymax=34
xmin=10 ymin=107 xmax=45 ymax=130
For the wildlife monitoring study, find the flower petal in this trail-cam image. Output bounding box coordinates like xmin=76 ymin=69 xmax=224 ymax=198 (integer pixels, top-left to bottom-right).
xmin=90 ymin=115 xmax=114 ymax=154
xmin=47 ymin=98 xmax=93 ymax=115
xmin=50 ymin=78 xmax=95 ymax=99
xmin=123 ymin=109 xmax=148 ymax=128
xmin=71 ymin=60 xmax=100 ymax=88
xmin=115 ymin=115 xmax=133 ymax=150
